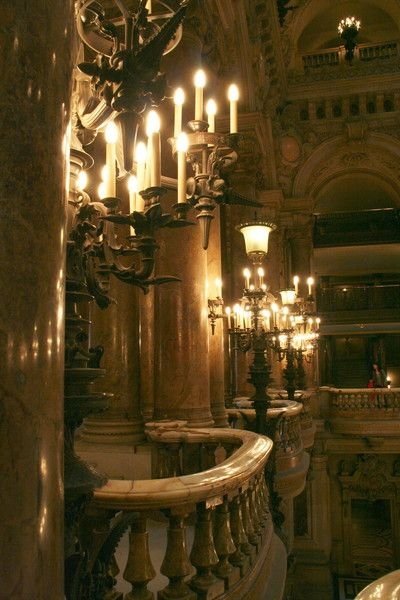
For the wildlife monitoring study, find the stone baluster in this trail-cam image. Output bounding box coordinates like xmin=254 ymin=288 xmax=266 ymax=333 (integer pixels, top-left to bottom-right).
xmin=248 ymin=484 xmax=263 ymax=540
xmin=255 ymin=476 xmax=268 ymax=527
xmin=189 ymin=503 xmax=224 ymax=599
xmin=229 ymin=494 xmax=250 ymax=574
xmin=201 ymin=442 xmax=218 ymax=470
xmin=241 ymin=488 xmax=258 ymax=552
xmin=213 ymin=498 xmax=239 ymax=588
xmin=159 ymin=512 xmax=196 ymax=600
xmin=123 ymin=516 xmax=156 ymax=600
xmin=376 ymin=93 xmax=385 ymax=113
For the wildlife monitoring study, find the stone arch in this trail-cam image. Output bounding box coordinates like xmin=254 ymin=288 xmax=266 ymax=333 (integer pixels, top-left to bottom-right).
xmin=293 ymin=132 xmax=400 ymax=211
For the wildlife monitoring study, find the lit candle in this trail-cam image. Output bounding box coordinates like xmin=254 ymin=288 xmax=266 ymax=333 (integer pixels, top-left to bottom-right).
xmin=76 ymin=170 xmax=88 ymax=192
xmin=98 ymin=181 xmax=106 ymax=200
xmin=176 ymin=132 xmax=188 ymax=204
xmin=228 ymin=84 xmax=239 ymax=134
xmin=293 ymin=275 xmax=299 ymax=295
xmin=134 ymin=141 xmax=147 ymax=211
xmin=233 ymin=304 xmax=240 ymax=329
xmin=262 ymin=309 xmax=271 ymax=331
xmin=257 ymin=267 xmax=264 ymax=288
xmin=194 ymin=69 xmax=206 ymax=121
xmin=146 ymin=110 xmax=161 ymax=187
xmin=243 ymin=267 xmax=251 ymax=289
xmin=128 ymin=175 xmax=138 ymax=234
xmin=307 ymin=276 xmax=314 ymax=296
xmin=146 ymin=0 xmax=152 ymax=13
xmin=271 ymin=302 xmax=279 ymax=327
xmin=225 ymin=306 xmax=233 ymax=329
xmin=105 ymin=121 xmax=118 ymax=197
xmin=206 ymin=99 xmax=217 ymax=133
xmin=173 ymin=88 xmax=185 ymax=138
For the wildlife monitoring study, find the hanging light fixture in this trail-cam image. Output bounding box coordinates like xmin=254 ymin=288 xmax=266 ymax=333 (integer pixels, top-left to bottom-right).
xmin=338 ymin=16 xmax=361 ymax=64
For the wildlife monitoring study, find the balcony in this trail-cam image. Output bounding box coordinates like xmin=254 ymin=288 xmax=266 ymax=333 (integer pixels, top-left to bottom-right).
xmin=75 ymin=424 xmax=288 ymax=600
xmin=292 ymin=40 xmax=400 ymax=83
xmin=319 ymin=386 xmax=400 ymax=436
xmin=313 ymin=209 xmax=400 ymax=249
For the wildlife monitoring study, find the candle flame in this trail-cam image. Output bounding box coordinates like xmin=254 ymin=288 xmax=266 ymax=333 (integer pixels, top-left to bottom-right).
xmin=135 ymin=141 xmax=147 ymax=163
xmin=194 ymin=69 xmax=206 ymax=88
xmin=228 ymin=84 xmax=239 ymax=102
xmin=146 ymin=110 xmax=161 ymax=135
xmin=105 ymin=121 xmax=118 ymax=144
xmin=174 ymin=87 xmax=185 ymax=105
xmin=206 ymin=99 xmax=217 ymax=116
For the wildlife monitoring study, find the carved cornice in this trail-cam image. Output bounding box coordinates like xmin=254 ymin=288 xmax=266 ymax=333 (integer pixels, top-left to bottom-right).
xmin=338 ymin=454 xmax=400 ymax=500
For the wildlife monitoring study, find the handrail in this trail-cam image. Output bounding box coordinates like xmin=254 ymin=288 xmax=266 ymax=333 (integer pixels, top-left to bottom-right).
xmin=94 ymin=427 xmax=273 ymax=510
xmin=355 ymin=569 xmax=400 ymax=599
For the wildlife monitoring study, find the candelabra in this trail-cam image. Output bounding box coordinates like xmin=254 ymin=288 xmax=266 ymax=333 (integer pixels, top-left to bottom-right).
xmin=338 ymin=16 xmax=361 ymax=64
xmin=209 ymin=219 xmax=321 ymax=423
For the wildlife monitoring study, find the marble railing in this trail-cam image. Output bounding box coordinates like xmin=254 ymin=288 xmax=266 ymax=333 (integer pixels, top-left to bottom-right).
xmin=327 ymin=387 xmax=400 ymax=412
xmin=80 ymin=426 xmax=277 ymax=600
xmin=319 ymin=386 xmax=400 ymax=437
xmin=355 ymin=569 xmax=400 ymax=599
xmin=227 ymin=398 xmax=311 ymax=552
xmin=302 ymin=40 xmax=399 ymax=71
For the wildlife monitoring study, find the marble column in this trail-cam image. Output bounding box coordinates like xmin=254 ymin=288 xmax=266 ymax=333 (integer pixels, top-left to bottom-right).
xmin=80 ymin=278 xmax=145 ymax=444
xmin=144 ymin=191 xmax=214 ymax=427
xmin=0 ymin=2 xmax=75 ymax=598
xmin=79 ymin=180 xmax=144 ymax=445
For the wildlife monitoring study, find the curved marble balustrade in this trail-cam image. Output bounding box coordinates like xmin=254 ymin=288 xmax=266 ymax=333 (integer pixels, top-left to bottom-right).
xmin=319 ymin=386 xmax=400 ymax=436
xmin=227 ymin=400 xmax=310 ymax=506
xmin=355 ymin=569 xmax=400 ymax=599
xmin=78 ymin=425 xmax=286 ymax=599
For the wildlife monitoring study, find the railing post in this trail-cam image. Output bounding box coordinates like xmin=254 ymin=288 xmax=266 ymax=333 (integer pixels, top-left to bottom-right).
xmin=189 ymin=502 xmax=224 ymax=599
xmin=213 ymin=498 xmax=240 ymax=589
xmin=241 ymin=487 xmax=259 ymax=554
xmin=123 ymin=516 xmax=156 ymax=600
xmin=159 ymin=512 xmax=196 ymax=600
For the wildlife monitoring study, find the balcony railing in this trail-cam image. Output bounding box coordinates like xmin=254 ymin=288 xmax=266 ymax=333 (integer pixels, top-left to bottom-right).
xmin=78 ymin=425 xmax=278 ymax=600
xmin=317 ymin=284 xmax=400 ymax=314
xmin=319 ymin=386 xmax=400 ymax=436
xmin=302 ymin=40 xmax=399 ymax=72
xmin=313 ymin=209 xmax=400 ymax=248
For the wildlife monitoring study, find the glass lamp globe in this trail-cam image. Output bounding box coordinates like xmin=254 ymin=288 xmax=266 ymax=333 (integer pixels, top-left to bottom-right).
xmin=236 ymin=220 xmax=277 ymax=263
xmin=280 ymin=289 xmax=297 ymax=305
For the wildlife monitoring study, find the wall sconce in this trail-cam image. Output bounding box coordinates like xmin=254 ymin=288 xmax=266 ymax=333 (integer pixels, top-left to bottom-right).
xmin=338 ymin=16 xmax=361 ymax=64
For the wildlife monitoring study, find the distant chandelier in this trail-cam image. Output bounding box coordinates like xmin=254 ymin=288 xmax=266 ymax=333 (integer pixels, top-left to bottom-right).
xmin=338 ymin=16 xmax=361 ymax=64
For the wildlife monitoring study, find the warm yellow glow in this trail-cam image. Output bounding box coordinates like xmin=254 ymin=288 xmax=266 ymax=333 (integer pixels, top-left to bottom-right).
xmin=225 ymin=306 xmax=231 ymax=315
xmin=271 ymin=303 xmax=279 ymax=313
xmin=105 ymin=120 xmax=118 ymax=144
xmin=280 ymin=289 xmax=297 ymax=305
xmin=176 ymin=131 xmax=189 ymax=153
xmin=215 ymin=278 xmax=222 ymax=295
xmin=174 ymin=87 xmax=185 ymax=105
xmin=243 ymin=268 xmax=251 ymax=278
xmin=135 ymin=141 xmax=147 ymax=163
xmin=257 ymin=267 xmax=265 ymax=277
xmin=128 ymin=175 xmax=138 ymax=193
xmin=194 ymin=69 xmax=206 ymax=88
xmin=306 ymin=276 xmax=314 ymax=286
xmin=228 ymin=83 xmax=239 ymax=102
xmin=240 ymin=224 xmax=272 ymax=256
xmin=293 ymin=275 xmax=299 ymax=285
xmin=206 ymin=99 xmax=217 ymax=116
xmin=98 ymin=182 xmax=106 ymax=199
xmin=146 ymin=110 xmax=161 ymax=135
xmin=101 ymin=165 xmax=109 ymax=182
xmin=76 ymin=170 xmax=88 ymax=191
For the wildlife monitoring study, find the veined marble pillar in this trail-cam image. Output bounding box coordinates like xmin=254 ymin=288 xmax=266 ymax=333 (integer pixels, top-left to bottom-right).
xmin=144 ymin=192 xmax=214 ymax=427
xmin=0 ymin=2 xmax=75 ymax=597
xmin=80 ymin=279 xmax=145 ymax=444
